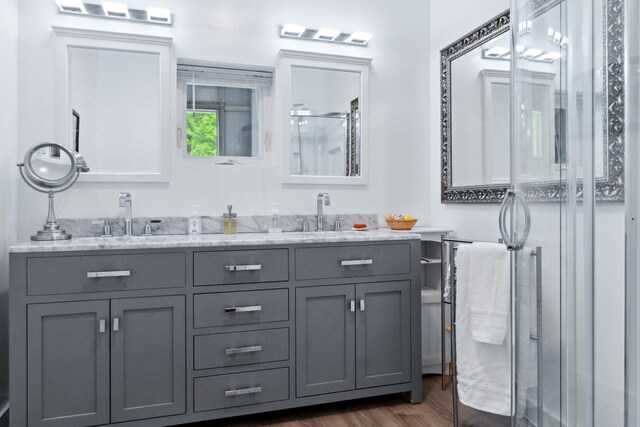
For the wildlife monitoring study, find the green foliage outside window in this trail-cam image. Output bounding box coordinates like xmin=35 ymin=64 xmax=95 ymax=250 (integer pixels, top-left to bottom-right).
xmin=186 ymin=112 xmax=218 ymax=156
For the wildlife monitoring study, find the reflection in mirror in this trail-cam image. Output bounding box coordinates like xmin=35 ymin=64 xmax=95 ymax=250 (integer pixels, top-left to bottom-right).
xmin=28 ymin=145 xmax=74 ymax=185
xmin=451 ymin=30 xmax=511 ymax=187
xmin=441 ymin=3 xmax=623 ymax=203
xmin=69 ymin=47 xmax=161 ymax=174
xmin=280 ymin=50 xmax=371 ymax=185
xmin=290 ymin=66 xmax=361 ymax=177
xmin=54 ymin=27 xmax=172 ymax=182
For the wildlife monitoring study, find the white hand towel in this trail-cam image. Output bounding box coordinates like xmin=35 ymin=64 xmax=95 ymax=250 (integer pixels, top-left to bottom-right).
xmin=468 ymin=242 xmax=510 ymax=345
xmin=455 ymin=243 xmax=534 ymax=417
xmin=455 ymin=243 xmax=511 ymax=416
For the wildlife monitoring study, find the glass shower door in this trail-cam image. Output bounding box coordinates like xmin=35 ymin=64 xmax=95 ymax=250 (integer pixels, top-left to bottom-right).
xmin=509 ymin=0 xmax=620 ymax=425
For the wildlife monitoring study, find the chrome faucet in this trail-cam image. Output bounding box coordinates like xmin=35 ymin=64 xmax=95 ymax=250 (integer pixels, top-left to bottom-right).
xmin=316 ymin=193 xmax=330 ymax=231
xmin=119 ymin=192 xmax=133 ymax=236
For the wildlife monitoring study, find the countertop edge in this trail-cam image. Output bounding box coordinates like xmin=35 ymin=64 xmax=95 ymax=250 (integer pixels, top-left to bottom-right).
xmin=9 ymin=230 xmax=422 ymax=254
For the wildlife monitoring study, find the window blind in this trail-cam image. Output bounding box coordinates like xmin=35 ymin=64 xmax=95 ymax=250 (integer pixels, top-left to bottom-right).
xmin=177 ymin=60 xmax=273 ymax=88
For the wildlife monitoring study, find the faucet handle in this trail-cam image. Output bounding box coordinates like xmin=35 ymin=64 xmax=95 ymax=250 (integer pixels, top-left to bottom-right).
xmin=143 ymin=220 xmax=152 ymax=236
xmin=297 ymin=217 xmax=310 ymax=232
xmin=334 ymin=217 xmax=346 ymax=231
xmin=142 ymin=219 xmax=161 ymax=236
xmin=93 ymin=220 xmax=112 ymax=237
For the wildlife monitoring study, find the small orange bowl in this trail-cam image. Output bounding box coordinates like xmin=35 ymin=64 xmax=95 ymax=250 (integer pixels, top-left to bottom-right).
xmin=385 ymin=218 xmax=418 ymax=230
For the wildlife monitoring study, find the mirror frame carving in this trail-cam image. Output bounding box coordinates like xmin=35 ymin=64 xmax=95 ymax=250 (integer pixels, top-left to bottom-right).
xmin=440 ymin=2 xmax=624 ymax=203
xmin=53 ymin=26 xmax=174 ymax=182
xmin=279 ymin=49 xmax=371 ymax=185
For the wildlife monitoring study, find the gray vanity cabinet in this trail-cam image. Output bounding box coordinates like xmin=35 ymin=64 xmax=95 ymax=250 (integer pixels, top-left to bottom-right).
xmin=110 ymin=296 xmax=186 ymax=423
xmin=27 ymin=300 xmax=111 ymax=427
xmin=296 ymin=285 xmax=356 ymax=397
xmin=26 ymin=296 xmax=185 ymax=427
xmin=296 ymin=280 xmax=411 ymax=397
xmin=355 ymin=281 xmax=411 ymax=388
xmin=12 ymin=238 xmax=421 ymax=426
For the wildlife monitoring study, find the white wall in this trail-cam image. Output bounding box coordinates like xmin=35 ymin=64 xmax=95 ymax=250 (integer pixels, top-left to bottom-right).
xmin=17 ymin=0 xmax=431 ymax=240
xmin=429 ymin=1 xmax=625 ymax=425
xmin=0 ymin=0 xmax=19 ymax=414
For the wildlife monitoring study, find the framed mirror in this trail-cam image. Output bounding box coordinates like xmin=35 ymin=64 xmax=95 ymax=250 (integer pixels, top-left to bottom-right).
xmin=280 ymin=50 xmax=371 ymax=185
xmin=440 ymin=2 xmax=624 ymax=203
xmin=53 ymin=27 xmax=173 ymax=182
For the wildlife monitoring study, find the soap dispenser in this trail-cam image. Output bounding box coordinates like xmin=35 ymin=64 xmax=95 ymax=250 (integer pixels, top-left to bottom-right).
xmin=269 ymin=203 xmax=282 ymax=233
xmin=223 ymin=205 xmax=237 ymax=234
xmin=188 ymin=205 xmax=202 ymax=235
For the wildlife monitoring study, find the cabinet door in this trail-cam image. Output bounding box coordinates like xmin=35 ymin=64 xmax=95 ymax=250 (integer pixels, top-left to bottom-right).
xmin=110 ymin=296 xmax=186 ymax=423
xmin=27 ymin=301 xmax=110 ymax=427
xmin=296 ymin=285 xmax=355 ymax=397
xmin=356 ymin=281 xmax=411 ymax=388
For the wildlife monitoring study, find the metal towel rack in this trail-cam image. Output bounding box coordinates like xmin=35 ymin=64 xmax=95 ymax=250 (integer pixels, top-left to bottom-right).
xmin=439 ymin=236 xmax=542 ymax=426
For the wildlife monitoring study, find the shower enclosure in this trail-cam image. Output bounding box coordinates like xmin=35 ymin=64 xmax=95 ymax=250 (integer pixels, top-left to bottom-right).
xmin=504 ymin=0 xmax=634 ymax=425
xmin=290 ymin=109 xmax=360 ymax=177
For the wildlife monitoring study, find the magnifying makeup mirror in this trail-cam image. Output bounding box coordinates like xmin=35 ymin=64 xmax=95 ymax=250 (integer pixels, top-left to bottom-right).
xmin=17 ymin=142 xmax=89 ymax=241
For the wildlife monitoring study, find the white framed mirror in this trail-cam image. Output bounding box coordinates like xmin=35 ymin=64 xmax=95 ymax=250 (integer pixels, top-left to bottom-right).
xmin=279 ymin=50 xmax=371 ymax=185
xmin=53 ymin=27 xmax=173 ymax=182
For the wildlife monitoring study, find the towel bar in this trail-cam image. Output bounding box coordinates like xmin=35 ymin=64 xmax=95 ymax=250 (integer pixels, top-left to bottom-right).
xmin=440 ymin=236 xmax=542 ymax=427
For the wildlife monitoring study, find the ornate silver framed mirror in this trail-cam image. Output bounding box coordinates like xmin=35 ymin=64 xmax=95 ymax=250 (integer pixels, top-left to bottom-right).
xmin=440 ymin=1 xmax=624 ymax=203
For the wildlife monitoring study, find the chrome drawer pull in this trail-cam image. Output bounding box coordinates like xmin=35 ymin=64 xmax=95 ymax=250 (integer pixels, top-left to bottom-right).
xmin=225 ymin=305 xmax=262 ymax=313
xmin=340 ymin=259 xmax=373 ymax=266
xmin=99 ymin=319 xmax=106 ymax=333
xmin=87 ymin=270 xmax=131 ymax=278
xmin=225 ymin=386 xmax=262 ymax=397
xmin=359 ymin=299 xmax=365 ymax=311
xmin=350 ymin=300 xmax=356 ymax=312
xmin=224 ymin=264 xmax=262 ymax=272
xmin=225 ymin=345 xmax=263 ymax=355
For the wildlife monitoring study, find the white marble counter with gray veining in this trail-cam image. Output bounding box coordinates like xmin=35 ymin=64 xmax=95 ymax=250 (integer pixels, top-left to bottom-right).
xmin=9 ymin=229 xmax=421 ymax=253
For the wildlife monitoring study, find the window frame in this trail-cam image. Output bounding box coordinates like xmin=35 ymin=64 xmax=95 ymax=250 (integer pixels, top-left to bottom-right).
xmin=178 ymin=76 xmax=268 ymax=166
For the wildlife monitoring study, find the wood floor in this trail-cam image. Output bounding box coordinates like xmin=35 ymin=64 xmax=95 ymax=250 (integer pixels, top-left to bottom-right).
xmin=187 ymin=375 xmax=510 ymax=427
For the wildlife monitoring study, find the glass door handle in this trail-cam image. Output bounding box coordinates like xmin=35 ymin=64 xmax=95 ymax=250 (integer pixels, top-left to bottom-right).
xmin=499 ymin=189 xmax=531 ymax=250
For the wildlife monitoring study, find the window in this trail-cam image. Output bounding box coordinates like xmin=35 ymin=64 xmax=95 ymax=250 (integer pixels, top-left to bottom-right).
xmin=178 ymin=61 xmax=273 ymax=161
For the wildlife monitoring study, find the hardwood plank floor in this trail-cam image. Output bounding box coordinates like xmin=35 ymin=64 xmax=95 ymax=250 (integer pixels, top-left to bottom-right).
xmin=186 ymin=375 xmax=510 ymax=427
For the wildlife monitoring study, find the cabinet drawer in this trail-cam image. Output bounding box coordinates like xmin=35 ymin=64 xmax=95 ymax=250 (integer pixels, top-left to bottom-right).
xmin=194 ymin=249 xmax=288 ymax=286
xmin=295 ymin=243 xmax=411 ymax=281
xmin=194 ymin=328 xmax=289 ymax=370
xmin=194 ymin=368 xmax=289 ymax=412
xmin=27 ymin=253 xmax=186 ymax=296
xmin=193 ymin=289 xmax=289 ymax=328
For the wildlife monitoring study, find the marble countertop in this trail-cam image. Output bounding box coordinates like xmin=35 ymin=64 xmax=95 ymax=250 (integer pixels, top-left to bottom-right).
xmin=9 ymin=229 xmax=421 ymax=253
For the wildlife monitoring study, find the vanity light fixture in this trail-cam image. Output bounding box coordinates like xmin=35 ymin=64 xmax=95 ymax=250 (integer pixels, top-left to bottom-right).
xmin=55 ymin=0 xmax=87 ymax=13
xmin=314 ymin=28 xmax=340 ymax=41
xmin=346 ymin=32 xmax=373 ymax=45
xmin=281 ymin=24 xmax=306 ymax=37
xmin=102 ymin=1 xmax=129 ymax=18
xmin=548 ymin=27 xmax=568 ymax=48
xmin=279 ymin=24 xmax=372 ymax=47
xmin=535 ymin=51 xmax=562 ymax=62
xmin=54 ymin=0 xmax=172 ymax=25
xmin=146 ymin=6 xmax=170 ymax=23
xmin=483 ymin=46 xmax=510 ymax=58
xmin=523 ymin=48 xmax=543 ymax=59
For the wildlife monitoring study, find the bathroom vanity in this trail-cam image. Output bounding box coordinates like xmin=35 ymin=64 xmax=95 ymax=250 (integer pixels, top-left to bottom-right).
xmin=9 ymin=231 xmax=422 ymax=426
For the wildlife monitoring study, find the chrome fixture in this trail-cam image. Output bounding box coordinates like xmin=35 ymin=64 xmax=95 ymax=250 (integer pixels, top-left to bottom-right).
xmin=119 ymin=192 xmax=133 ymax=236
xmin=316 ymin=193 xmax=331 ymax=231
xmin=280 ymin=24 xmax=372 ymax=47
xmin=54 ymin=0 xmax=172 ymax=25
xmin=334 ymin=217 xmax=345 ymax=231
xmin=17 ymin=142 xmax=89 ymax=241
